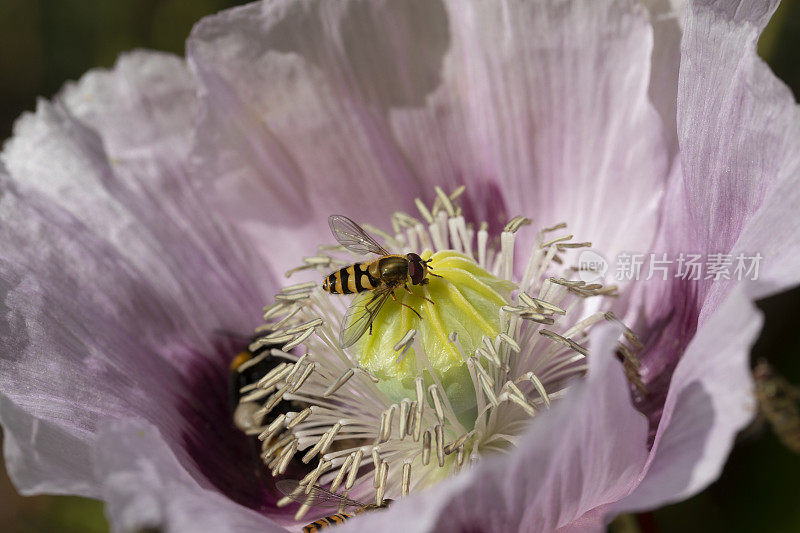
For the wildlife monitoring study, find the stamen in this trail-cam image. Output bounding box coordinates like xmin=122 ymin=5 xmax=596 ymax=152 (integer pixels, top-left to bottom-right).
xmin=539 ymin=329 xmax=589 ymax=357
xmin=288 ymin=362 xmax=316 ymax=393
xmin=469 ymin=357 xmax=494 ymax=387
xmin=478 ymin=374 xmax=499 ymax=406
xmin=372 ymin=448 xmax=381 ymax=488
xmin=399 ymin=399 xmax=411 ymax=439
xmin=323 ymin=369 xmax=355 ymax=397
xmin=477 ymin=223 xmax=489 ymax=268
xmin=394 ymin=329 xmax=416 ymax=363
xmin=277 ymin=496 xmax=293 ymax=508
xmin=414 ymin=198 xmax=435 ymax=224
xmin=345 ymin=449 xmax=363 ymax=490
xmin=444 ymin=432 xmax=471 ymax=455
xmin=500 ymin=231 xmax=516 ymax=281
xmin=300 ymin=459 xmax=332 ymax=490
xmin=428 ymin=385 xmax=446 ymax=425
xmin=380 ymin=405 xmax=397 ymax=443
xmin=376 ymin=461 xmax=389 ymax=505
xmin=422 ymin=429 xmax=431 ymax=466
xmin=520 ymin=373 xmax=551 ymax=409
xmin=410 ymin=402 xmax=421 ymax=440
xmin=275 ymin=440 xmax=299 ymax=474
xmin=262 ymin=382 xmax=291 ymax=414
xmin=275 ymin=292 xmax=312 ymax=303
xmin=357 ymin=366 xmax=381 ymax=383
xmin=414 ymin=378 xmax=426 ymax=416
xmin=258 ymin=414 xmax=286 ymax=442
xmin=456 ymin=445 xmax=465 ymax=469
xmin=376 ymin=412 xmax=387 ymax=444
xmin=543 ymin=222 xmax=567 ymax=232
xmin=318 ymin=422 xmax=342 ymax=456
xmin=235 ymin=350 xmax=273 ymax=373
xmin=541 ymin=234 xmax=574 ymax=248
xmin=504 ymin=215 xmax=531 ymax=233
xmin=301 ymin=438 xmax=324 ymax=465
xmin=330 ymin=453 xmax=354 ymax=492
xmin=239 ymin=386 xmax=273 ymax=404
xmin=556 ymin=241 xmax=591 ymax=250
xmin=283 ymin=328 xmax=316 ymax=351
xmin=281 ymin=281 xmax=319 ymax=294
xmin=236 ymin=187 xmax=641 ymax=513
xmin=256 ymin=362 xmax=291 ymax=389
xmin=434 ymin=186 xmax=456 ymax=217
xmin=263 ymin=434 xmax=294 ymax=460
xmin=294 ymin=499 xmax=311 ymax=521
xmin=269 ymin=348 xmax=300 ymax=362
xmin=401 ymin=461 xmax=412 ymax=496
xmin=503 ymin=383 xmax=537 ymax=417
xmin=434 ymin=425 xmax=445 ymax=467
xmin=286 ymin=406 xmax=313 ymax=429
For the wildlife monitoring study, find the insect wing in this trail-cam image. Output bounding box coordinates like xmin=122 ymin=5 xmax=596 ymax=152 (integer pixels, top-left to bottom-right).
xmin=329 ymin=215 xmax=389 ymax=256
xmin=340 ymin=288 xmax=392 ymax=348
xmin=276 ymin=479 xmax=368 ymax=511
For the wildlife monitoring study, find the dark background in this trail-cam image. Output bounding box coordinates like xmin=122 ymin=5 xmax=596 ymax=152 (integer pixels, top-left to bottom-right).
xmin=0 ymin=1 xmax=798 ymax=531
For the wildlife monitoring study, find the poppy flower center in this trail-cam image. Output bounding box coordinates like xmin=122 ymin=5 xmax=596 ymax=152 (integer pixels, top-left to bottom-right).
xmin=232 ymin=187 xmax=643 ymax=521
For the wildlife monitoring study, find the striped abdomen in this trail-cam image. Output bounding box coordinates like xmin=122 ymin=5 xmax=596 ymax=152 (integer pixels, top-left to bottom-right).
xmin=322 ymin=262 xmax=380 ymax=294
xmin=303 ymin=513 xmax=353 ymax=532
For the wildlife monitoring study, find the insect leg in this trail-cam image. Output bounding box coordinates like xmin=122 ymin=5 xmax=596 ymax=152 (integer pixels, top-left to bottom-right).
xmin=404 ymin=284 xmax=434 ymax=305
xmin=391 ymin=291 xmax=422 ymax=319
xmin=425 ymin=260 xmax=444 ymax=278
xmin=364 ymin=292 xmax=384 ymax=336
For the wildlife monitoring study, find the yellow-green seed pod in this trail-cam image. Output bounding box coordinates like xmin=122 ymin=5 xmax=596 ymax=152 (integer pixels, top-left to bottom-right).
xmin=355 ymin=250 xmax=515 ymax=425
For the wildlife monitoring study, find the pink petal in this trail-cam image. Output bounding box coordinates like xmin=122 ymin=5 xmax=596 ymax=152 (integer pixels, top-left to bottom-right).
xmin=187 ymin=0 xmax=439 ymax=272
xmin=0 ymin=52 xmax=272 ymax=507
xmin=640 ymin=0 xmax=686 ymax=159
xmin=187 ymin=0 xmax=669 ymax=268
xmin=95 ymin=419 xmax=282 ymax=533
xmin=618 ymin=285 xmax=762 ymax=510
xmin=663 ymin=0 xmax=799 ymax=305
xmin=627 ymin=0 xmax=796 ymax=509
xmin=385 ymin=0 xmax=670 ymax=255
xmin=340 ymin=325 xmax=649 ymax=532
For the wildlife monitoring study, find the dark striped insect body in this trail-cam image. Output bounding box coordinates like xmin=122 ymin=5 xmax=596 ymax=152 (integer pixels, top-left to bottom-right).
xmin=276 ymin=479 xmax=392 ymax=532
xmin=228 ymin=332 xmax=307 ymax=466
xmin=323 ymin=215 xmax=442 ymax=348
xmin=229 ymin=336 xmax=277 ymax=432
xmin=754 ymin=359 xmax=800 ymax=453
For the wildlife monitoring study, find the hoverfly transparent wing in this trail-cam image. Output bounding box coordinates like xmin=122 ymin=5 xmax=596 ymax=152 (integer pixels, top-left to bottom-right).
xmin=329 ymin=215 xmax=390 ymax=256
xmin=276 ymin=479 xmax=369 ymax=511
xmin=340 ymin=288 xmax=393 ymax=348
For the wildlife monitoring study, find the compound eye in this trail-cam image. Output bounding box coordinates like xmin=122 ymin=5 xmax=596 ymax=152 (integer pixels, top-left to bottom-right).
xmin=407 ymin=254 xmax=425 ymax=285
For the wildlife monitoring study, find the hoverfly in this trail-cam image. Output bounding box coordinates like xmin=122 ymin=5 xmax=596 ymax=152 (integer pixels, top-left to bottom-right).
xmin=754 ymin=359 xmax=800 ymax=453
xmin=277 ymin=479 xmax=392 ymax=532
xmin=322 ymin=215 xmax=441 ymax=348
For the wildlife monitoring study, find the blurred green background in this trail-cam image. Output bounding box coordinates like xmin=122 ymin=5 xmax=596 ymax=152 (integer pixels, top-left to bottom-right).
xmin=0 ymin=1 xmax=798 ymax=532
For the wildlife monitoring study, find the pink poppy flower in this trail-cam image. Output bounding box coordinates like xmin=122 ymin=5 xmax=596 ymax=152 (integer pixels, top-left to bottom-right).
xmin=1 ymin=1 xmax=798 ymax=532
